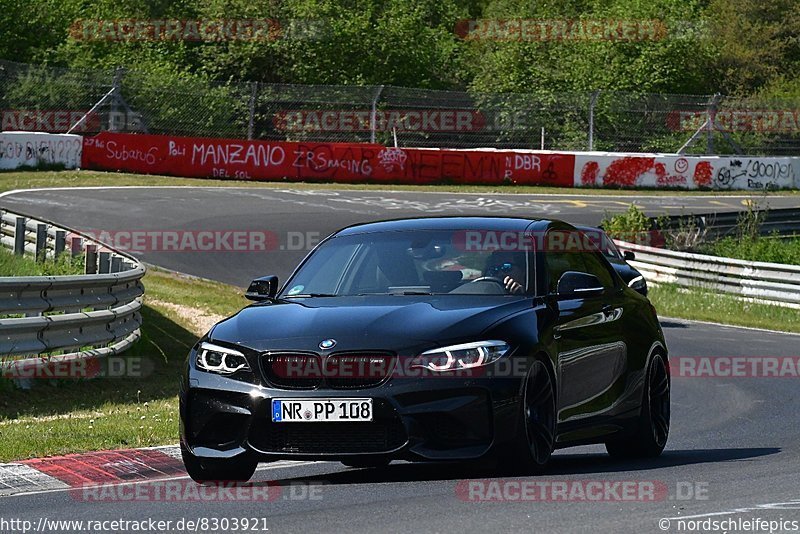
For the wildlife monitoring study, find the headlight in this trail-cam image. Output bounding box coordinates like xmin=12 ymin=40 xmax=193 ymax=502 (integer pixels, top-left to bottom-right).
xmin=410 ymin=341 xmax=510 ymax=372
xmin=196 ymin=342 xmax=251 ymax=375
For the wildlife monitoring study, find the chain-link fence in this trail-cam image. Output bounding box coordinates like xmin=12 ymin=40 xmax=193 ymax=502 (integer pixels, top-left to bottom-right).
xmin=2 ymin=59 xmax=800 ymax=155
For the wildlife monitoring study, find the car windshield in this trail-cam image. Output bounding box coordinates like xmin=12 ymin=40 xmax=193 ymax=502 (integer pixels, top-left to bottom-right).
xmin=280 ymin=229 xmax=530 ymax=297
xmin=579 ymin=228 xmax=623 ymax=260
xmin=598 ymin=236 xmax=624 ymax=260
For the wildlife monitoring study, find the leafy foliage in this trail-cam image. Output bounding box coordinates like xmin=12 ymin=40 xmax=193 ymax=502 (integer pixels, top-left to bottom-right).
xmin=1 ymin=0 xmax=797 ymax=98
xmin=601 ymin=204 xmax=652 ymax=244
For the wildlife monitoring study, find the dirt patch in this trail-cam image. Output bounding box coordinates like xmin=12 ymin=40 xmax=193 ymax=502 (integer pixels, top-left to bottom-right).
xmin=146 ymin=299 xmax=224 ymax=337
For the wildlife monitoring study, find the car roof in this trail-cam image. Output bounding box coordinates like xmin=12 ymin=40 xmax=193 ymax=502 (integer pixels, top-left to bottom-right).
xmin=335 ymin=216 xmax=551 ymax=236
xmin=574 ymin=224 xmax=604 ymax=233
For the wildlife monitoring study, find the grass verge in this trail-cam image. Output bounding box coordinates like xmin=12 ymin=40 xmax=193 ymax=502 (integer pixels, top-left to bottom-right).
xmin=0 ymin=247 xmax=84 ymax=276
xmin=702 ymin=236 xmax=800 ymax=265
xmin=2 ymin=169 xmax=799 ymax=196
xmin=0 ymin=267 xmax=248 ymax=462
xmin=649 ymin=284 xmax=800 ymax=334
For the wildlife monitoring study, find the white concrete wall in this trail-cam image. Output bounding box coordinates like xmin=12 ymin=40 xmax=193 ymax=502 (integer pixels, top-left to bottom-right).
xmin=574 ymin=152 xmax=798 ymax=190
xmin=0 ymin=132 xmax=82 ymax=170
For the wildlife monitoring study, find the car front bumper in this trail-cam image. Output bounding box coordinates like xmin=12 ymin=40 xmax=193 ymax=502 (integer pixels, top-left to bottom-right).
xmin=180 ymin=354 xmax=525 ymax=462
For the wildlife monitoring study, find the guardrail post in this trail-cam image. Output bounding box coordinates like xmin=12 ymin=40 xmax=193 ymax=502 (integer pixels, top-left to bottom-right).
xmin=71 ymin=236 xmax=83 ymax=257
xmin=85 ymin=244 xmax=98 ymax=274
xmin=13 ymin=217 xmax=26 ymax=256
xmin=0 ymin=208 xmax=147 ymax=377
xmin=99 ymin=251 xmax=111 ymax=274
xmin=54 ymin=230 xmax=66 ymax=259
xmin=35 ymin=224 xmax=47 ymax=262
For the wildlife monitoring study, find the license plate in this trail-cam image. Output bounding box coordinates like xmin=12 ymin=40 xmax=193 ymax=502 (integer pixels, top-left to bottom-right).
xmin=271 ymin=398 xmax=373 ymax=423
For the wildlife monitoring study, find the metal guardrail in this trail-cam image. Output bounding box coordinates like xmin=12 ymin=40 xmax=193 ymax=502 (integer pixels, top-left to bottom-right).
xmin=0 ymin=209 xmax=144 ymax=374
xmin=615 ymin=208 xmax=800 ymax=309
xmin=657 ymin=207 xmax=800 ymax=240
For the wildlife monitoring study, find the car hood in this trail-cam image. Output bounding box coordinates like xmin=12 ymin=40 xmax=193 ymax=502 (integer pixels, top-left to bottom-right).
xmin=208 ymin=295 xmax=531 ymax=352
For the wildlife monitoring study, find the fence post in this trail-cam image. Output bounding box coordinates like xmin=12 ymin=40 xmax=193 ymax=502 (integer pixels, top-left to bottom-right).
xmin=370 ymin=85 xmax=385 ymax=144
xmin=706 ymin=93 xmax=720 ymax=155
xmin=13 ymin=217 xmax=26 ymax=256
xmin=109 ymin=67 xmax=126 ymax=132
xmin=247 ymin=82 xmax=258 ymax=140
xmin=588 ymin=90 xmax=600 ymax=151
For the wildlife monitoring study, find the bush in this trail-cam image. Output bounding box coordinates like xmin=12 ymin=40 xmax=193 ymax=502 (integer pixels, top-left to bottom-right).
xmin=704 ymin=235 xmax=800 ymax=265
xmin=601 ymin=204 xmax=652 ymax=244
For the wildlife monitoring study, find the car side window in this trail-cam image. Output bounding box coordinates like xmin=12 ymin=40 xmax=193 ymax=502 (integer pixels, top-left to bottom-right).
xmin=544 ymin=228 xmax=588 ymax=293
xmin=580 ymin=249 xmax=616 ymax=290
xmin=544 ymin=228 xmax=618 ymax=294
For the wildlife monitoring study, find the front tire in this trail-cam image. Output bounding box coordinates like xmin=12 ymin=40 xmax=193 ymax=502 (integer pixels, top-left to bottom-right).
xmin=606 ymin=352 xmax=670 ymax=458
xmin=505 ymin=357 xmax=557 ymax=473
xmin=182 ymin=445 xmax=258 ymax=483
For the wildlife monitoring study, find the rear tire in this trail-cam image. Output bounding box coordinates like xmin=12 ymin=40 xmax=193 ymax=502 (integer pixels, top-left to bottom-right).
xmin=182 ymin=445 xmax=258 ymax=483
xmin=606 ymin=352 xmax=670 ymax=458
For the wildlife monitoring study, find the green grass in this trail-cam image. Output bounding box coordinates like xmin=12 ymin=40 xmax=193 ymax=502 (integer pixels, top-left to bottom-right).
xmin=143 ymin=266 xmax=249 ymax=317
xmin=702 ymin=236 xmax=800 ymax=265
xmin=0 ymin=247 xmax=84 ymax=276
xmin=2 ymin=169 xmax=799 ymax=196
xmin=649 ymin=284 xmax=800 ymax=334
xmin=0 ymin=269 xmax=249 ymax=462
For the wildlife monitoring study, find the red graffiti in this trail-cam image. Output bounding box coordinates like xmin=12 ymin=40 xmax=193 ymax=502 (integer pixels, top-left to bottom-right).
xmin=580 ymin=161 xmax=600 ymax=186
xmin=602 ymin=157 xmax=655 ymax=187
xmin=693 ymin=161 xmax=713 ymax=188
xmin=653 ymin=162 xmax=687 ymax=187
xmin=656 ymin=174 xmax=687 ymax=187
xmin=81 ymin=132 xmax=575 ymax=187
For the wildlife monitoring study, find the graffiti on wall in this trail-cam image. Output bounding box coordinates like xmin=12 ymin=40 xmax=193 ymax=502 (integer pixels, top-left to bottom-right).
xmin=81 ymin=133 xmax=576 ymax=187
xmin=576 ymin=154 xmax=796 ymax=190
xmin=79 ymin=132 xmax=799 ymax=190
xmin=0 ymin=133 xmax=82 ymax=170
xmin=713 ymin=158 xmax=795 ymax=190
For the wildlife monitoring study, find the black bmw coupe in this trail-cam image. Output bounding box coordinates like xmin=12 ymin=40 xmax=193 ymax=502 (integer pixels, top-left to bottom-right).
xmin=575 ymin=225 xmax=648 ymax=296
xmin=180 ymin=217 xmax=670 ymax=482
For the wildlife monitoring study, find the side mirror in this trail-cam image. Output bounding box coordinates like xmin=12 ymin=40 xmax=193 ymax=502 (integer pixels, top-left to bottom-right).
xmin=246 ymin=275 xmax=278 ymax=301
xmin=623 ymin=250 xmax=635 ymax=261
xmin=556 ymin=271 xmax=604 ymax=298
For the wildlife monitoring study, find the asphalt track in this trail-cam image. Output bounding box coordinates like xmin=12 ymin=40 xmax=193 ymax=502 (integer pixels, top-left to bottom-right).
xmin=2 ymin=187 xmax=798 ymax=286
xmin=1 ymin=186 xmax=800 ymax=533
